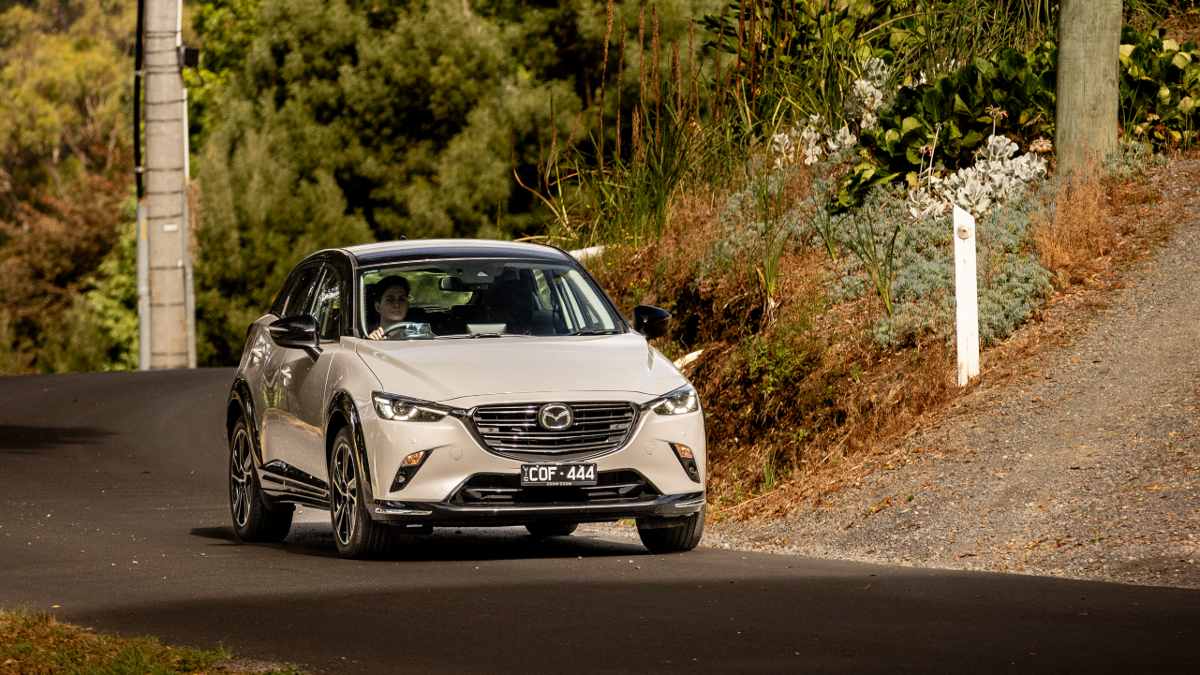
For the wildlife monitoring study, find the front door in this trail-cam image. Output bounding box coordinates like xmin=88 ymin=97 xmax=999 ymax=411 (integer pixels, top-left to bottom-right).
xmin=260 ymin=263 xmax=322 ymax=472
xmin=277 ymin=264 xmax=344 ymax=481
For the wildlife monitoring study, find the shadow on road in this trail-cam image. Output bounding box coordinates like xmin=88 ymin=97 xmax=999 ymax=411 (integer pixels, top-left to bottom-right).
xmin=67 ymin=573 xmax=1200 ymax=675
xmin=189 ymin=526 xmax=238 ymax=542
xmin=0 ymin=425 xmax=115 ymax=453
xmin=189 ymin=522 xmax=646 ymax=562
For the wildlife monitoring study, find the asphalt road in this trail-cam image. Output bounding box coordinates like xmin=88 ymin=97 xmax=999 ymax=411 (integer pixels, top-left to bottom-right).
xmin=1 ymin=369 xmax=1197 ymax=674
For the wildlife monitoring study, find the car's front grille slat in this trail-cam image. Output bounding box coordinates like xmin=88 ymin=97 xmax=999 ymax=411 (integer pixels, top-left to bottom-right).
xmin=469 ymin=401 xmax=639 ymax=462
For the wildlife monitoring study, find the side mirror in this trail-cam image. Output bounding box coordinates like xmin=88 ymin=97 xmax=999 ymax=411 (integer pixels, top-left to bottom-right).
xmin=633 ymin=305 xmax=671 ymax=339
xmin=268 ymin=315 xmax=320 ymax=358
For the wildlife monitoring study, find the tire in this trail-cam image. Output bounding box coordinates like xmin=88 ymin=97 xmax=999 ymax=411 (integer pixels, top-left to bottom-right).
xmin=329 ymin=426 xmax=394 ymax=558
xmin=525 ymin=521 xmax=578 ymax=538
xmin=229 ymin=417 xmax=293 ymax=543
xmin=637 ymin=505 xmax=705 ymax=554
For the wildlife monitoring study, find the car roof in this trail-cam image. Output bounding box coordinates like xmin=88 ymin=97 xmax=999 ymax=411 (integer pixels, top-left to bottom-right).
xmin=340 ymin=239 xmax=573 ymax=267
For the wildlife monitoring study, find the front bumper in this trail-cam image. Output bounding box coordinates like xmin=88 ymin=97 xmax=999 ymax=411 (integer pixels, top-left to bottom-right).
xmin=370 ymin=491 xmax=705 ymax=527
xmin=359 ymin=389 xmax=707 ymax=504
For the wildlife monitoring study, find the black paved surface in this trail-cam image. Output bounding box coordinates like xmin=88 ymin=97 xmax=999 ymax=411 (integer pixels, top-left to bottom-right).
xmin=0 ymin=369 xmax=1197 ymax=673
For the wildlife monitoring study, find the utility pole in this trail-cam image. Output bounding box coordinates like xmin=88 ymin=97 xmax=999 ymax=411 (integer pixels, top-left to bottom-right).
xmin=136 ymin=0 xmax=196 ymax=369
xmin=1056 ymin=0 xmax=1122 ymax=176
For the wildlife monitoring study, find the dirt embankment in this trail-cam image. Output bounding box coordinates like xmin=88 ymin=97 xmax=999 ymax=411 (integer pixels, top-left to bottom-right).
xmin=686 ymin=159 xmax=1200 ymax=588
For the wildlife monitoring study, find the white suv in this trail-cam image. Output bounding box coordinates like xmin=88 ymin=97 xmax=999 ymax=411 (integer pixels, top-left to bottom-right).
xmin=226 ymin=240 xmax=706 ymax=557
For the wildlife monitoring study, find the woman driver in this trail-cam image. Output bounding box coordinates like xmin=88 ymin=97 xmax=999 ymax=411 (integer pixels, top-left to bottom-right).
xmin=367 ymin=276 xmax=409 ymax=340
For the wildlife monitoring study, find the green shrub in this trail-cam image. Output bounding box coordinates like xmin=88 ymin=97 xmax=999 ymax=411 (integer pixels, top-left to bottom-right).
xmin=871 ymin=186 xmax=1052 ymax=348
xmin=1105 ymin=139 xmax=1168 ymax=179
xmin=701 ymin=1 xmax=1057 ymax=138
xmin=832 ymin=184 xmax=908 ymax=317
xmin=858 ymin=44 xmax=1057 ymax=189
xmin=701 ymin=163 xmax=810 ymax=314
xmin=1119 ymin=26 xmax=1200 ymax=147
xmin=36 ymin=217 xmax=139 ymax=373
xmin=741 ymin=323 xmax=821 ymax=404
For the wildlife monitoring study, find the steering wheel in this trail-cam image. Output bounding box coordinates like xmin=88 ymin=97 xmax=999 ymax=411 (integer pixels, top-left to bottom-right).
xmin=382 ymin=323 xmax=413 ymax=339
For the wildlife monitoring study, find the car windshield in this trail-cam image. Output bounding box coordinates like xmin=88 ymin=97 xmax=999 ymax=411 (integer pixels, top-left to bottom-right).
xmin=358 ymin=259 xmax=624 ymax=340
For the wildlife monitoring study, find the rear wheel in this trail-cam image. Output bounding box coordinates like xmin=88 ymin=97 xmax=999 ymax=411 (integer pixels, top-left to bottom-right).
xmin=229 ymin=417 xmax=293 ymax=543
xmin=329 ymin=426 xmax=394 ymax=558
xmin=525 ymin=521 xmax=578 ymax=538
xmin=637 ymin=506 xmax=704 ymax=554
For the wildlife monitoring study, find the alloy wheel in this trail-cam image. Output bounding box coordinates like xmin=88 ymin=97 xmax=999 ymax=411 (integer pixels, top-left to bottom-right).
xmin=331 ymin=439 xmax=359 ymax=547
xmin=229 ymin=427 xmax=254 ymax=529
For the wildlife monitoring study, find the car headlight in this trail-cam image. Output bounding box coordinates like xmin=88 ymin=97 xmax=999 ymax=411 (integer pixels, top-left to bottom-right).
xmin=647 ymin=384 xmax=700 ymax=415
xmin=372 ymin=392 xmax=453 ymax=422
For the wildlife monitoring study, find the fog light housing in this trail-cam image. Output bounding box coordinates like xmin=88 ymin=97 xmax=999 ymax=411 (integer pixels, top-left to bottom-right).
xmin=670 ymin=443 xmax=701 ymax=483
xmin=391 ymin=450 xmax=431 ymax=491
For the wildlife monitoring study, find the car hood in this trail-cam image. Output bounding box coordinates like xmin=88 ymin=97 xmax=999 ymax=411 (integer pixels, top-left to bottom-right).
xmin=351 ymin=333 xmax=687 ymax=405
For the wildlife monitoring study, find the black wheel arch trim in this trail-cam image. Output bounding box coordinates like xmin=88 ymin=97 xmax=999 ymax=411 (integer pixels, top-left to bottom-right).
xmin=327 ymin=390 xmax=375 ymax=505
xmin=228 ymin=378 xmax=264 ymax=468
xmin=228 ymin=378 xmax=297 ymax=511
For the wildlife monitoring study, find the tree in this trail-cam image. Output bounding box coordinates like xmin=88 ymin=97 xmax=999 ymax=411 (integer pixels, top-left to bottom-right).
xmin=191 ymin=0 xmax=589 ymax=363
xmin=1055 ymin=0 xmax=1122 ymax=175
xmin=0 ymin=0 xmax=135 ymax=373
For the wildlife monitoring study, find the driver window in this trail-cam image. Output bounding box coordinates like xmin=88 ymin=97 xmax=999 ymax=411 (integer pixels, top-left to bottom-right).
xmin=311 ymin=266 xmax=343 ymax=341
xmin=282 ymin=265 xmax=321 ymax=317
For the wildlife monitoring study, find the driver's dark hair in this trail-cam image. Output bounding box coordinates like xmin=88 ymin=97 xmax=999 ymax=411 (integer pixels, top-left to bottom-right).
xmin=373 ymin=275 xmax=410 ymax=301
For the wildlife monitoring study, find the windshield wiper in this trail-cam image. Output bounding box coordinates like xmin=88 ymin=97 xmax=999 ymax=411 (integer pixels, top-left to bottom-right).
xmin=436 ymin=332 xmax=537 ymax=339
xmin=567 ymin=329 xmax=621 ymax=336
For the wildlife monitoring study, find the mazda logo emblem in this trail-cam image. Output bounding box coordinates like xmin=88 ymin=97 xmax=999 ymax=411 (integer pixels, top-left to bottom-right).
xmin=537 ymin=403 xmax=574 ymax=431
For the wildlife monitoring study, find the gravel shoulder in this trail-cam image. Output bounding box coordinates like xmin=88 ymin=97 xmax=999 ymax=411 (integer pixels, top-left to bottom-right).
xmin=594 ymin=160 xmax=1200 ymax=589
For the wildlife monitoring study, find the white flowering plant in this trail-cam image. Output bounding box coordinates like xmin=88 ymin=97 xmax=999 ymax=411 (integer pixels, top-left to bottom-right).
xmin=769 ymin=57 xmax=891 ymax=170
xmin=907 ymin=134 xmax=1047 ymax=220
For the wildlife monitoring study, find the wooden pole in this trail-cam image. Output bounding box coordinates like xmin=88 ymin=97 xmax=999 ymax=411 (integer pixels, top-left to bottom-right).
xmin=1056 ymin=0 xmax=1121 ymax=176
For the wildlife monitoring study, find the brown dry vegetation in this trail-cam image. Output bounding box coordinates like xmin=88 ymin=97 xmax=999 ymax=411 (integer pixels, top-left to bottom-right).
xmin=1031 ymin=169 xmax=1119 ymax=287
xmin=589 ymin=148 xmax=1186 ymax=522
xmin=0 ymin=609 xmax=298 ymax=674
xmin=1163 ymin=8 xmax=1200 ymax=44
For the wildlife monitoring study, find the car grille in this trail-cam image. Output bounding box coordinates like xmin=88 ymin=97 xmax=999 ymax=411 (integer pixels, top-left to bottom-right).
xmin=451 ymin=470 xmax=659 ymax=506
xmin=468 ymin=401 xmax=639 ymax=462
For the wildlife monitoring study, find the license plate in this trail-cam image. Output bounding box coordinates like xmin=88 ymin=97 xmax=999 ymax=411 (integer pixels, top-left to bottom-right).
xmin=520 ymin=463 xmax=597 ymax=487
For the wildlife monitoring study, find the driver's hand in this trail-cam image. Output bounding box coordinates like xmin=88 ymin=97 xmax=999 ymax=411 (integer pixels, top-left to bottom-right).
xmin=367 ymin=327 xmax=385 ymax=340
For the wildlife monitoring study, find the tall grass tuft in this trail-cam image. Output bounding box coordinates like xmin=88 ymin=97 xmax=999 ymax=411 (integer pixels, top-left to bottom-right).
xmin=1031 ymin=166 xmax=1117 ymax=287
xmin=539 ymin=1 xmax=742 ymax=247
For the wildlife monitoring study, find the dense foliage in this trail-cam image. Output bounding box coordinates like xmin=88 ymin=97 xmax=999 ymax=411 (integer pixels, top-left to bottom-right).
xmin=0 ymin=0 xmax=138 ymax=372
xmin=191 ymin=0 xmax=717 ymax=363
xmin=859 ymin=45 xmax=1057 ymax=187
xmin=1119 ymin=25 xmax=1200 ymax=146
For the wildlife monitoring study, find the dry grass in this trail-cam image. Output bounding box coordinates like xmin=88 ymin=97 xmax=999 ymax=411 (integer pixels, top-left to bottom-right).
xmin=708 ymin=333 xmax=961 ymax=519
xmin=1163 ymin=9 xmax=1200 ymax=45
xmin=0 ymin=610 xmax=299 ymax=675
xmin=1031 ymin=168 xmax=1118 ymax=288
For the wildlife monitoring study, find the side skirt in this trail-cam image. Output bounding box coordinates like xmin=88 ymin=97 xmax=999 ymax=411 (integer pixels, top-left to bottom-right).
xmin=259 ymin=460 xmax=330 ymax=508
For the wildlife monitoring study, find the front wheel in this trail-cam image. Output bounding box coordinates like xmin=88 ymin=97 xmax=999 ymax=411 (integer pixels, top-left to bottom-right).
xmin=229 ymin=417 xmax=293 ymax=543
xmin=525 ymin=521 xmax=578 ymax=538
xmin=636 ymin=506 xmax=704 ymax=553
xmin=329 ymin=426 xmax=394 ymax=558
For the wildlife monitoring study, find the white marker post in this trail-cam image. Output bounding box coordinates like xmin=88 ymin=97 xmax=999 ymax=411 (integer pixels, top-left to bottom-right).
xmin=953 ymin=205 xmax=980 ymax=386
